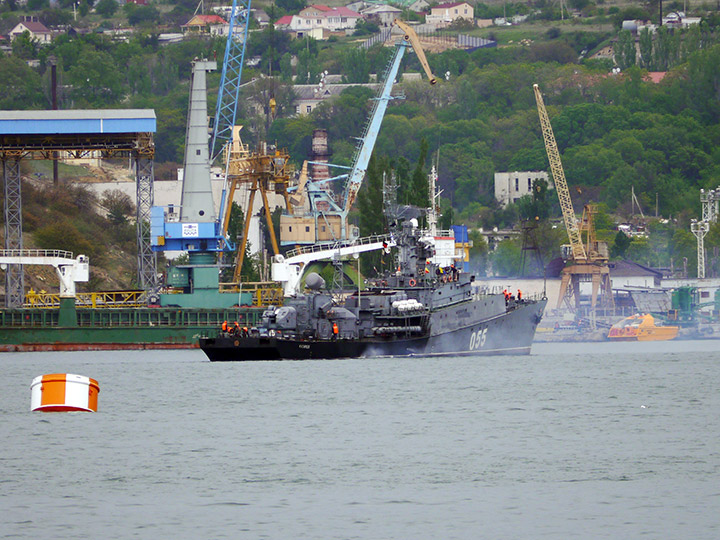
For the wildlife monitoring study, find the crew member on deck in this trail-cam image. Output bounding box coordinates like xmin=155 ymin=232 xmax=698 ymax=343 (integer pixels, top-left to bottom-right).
xmin=332 ymin=322 xmax=339 ymax=339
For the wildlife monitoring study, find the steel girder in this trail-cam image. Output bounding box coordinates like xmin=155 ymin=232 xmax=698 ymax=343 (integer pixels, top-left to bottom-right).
xmin=2 ymin=159 xmax=24 ymax=307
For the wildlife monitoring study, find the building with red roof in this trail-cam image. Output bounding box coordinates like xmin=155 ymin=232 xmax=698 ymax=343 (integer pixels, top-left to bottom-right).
xmin=182 ymin=14 xmax=230 ymax=36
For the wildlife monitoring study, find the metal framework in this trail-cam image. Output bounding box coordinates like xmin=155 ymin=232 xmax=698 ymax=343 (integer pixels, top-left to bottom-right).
xmin=2 ymin=159 xmax=23 ymax=307
xmin=533 ymin=84 xmax=586 ymax=262
xmin=534 ymin=85 xmax=613 ymax=313
xmin=1 ymin=116 xmax=156 ymax=306
xmin=210 ymin=0 xmax=252 ymax=162
xmin=700 ymin=188 xmax=720 ymax=223
xmin=136 ymin=156 xmax=157 ymax=291
xmin=691 ymin=219 xmax=709 ymax=279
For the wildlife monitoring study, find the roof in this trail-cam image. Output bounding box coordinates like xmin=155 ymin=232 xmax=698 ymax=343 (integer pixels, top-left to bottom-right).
xmin=293 ymin=83 xmax=379 ymax=101
xmin=276 ymin=15 xmax=293 ymax=25
xmin=305 ymin=5 xmax=361 ymax=17
xmin=184 ymin=14 xmax=227 ymax=26
xmin=645 ymin=72 xmax=667 ymax=83
xmin=433 ymin=2 xmax=470 ymax=9
xmin=16 ymin=21 xmax=51 ymax=33
xmin=0 ymin=109 xmax=156 ymax=135
xmin=362 ymin=5 xmax=402 ymax=14
xmin=608 ymin=260 xmax=663 ymax=279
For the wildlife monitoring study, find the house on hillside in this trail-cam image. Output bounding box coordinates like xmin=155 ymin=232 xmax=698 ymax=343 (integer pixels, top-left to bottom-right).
xmin=425 ymin=2 xmax=474 ymax=28
xmin=10 ymin=17 xmax=53 ymax=44
xmin=288 ymin=5 xmax=362 ymax=37
xmin=408 ymin=0 xmax=430 ymax=12
xmin=360 ymin=4 xmax=402 ymax=27
xmin=181 ymin=14 xmax=229 ymax=36
xmin=291 ymin=82 xmax=380 ymax=115
xmin=494 ymin=171 xmax=551 ymax=208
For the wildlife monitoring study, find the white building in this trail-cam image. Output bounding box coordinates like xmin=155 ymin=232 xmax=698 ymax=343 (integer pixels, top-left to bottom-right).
xmin=360 ymin=4 xmax=402 ymax=27
xmin=425 ymin=1 xmax=474 ymax=28
xmin=494 ymin=171 xmax=551 ymax=207
xmin=10 ymin=18 xmax=52 ymax=44
xmin=289 ymin=5 xmax=362 ymax=34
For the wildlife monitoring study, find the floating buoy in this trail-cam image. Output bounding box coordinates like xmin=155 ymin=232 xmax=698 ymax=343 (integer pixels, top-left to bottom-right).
xmin=30 ymin=373 xmax=99 ymax=412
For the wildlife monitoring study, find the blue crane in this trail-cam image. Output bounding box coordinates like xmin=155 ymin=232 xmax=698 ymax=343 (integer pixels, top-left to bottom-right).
xmin=281 ymin=20 xmax=435 ymax=247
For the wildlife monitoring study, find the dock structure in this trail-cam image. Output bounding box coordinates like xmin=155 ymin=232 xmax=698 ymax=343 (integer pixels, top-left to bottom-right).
xmin=0 ymin=110 xmax=156 ymax=307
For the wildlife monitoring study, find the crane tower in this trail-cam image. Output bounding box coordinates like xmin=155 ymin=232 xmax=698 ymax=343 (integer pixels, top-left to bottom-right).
xmin=533 ymin=84 xmax=613 ymax=312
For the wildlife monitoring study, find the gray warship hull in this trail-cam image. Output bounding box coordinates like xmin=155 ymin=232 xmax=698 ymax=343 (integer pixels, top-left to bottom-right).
xmin=200 ymin=219 xmax=547 ymax=362
xmin=200 ymin=294 xmax=546 ymax=361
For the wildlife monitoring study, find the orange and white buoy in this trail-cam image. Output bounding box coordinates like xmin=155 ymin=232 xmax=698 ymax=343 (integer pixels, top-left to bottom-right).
xmin=30 ymin=373 xmax=99 ymax=412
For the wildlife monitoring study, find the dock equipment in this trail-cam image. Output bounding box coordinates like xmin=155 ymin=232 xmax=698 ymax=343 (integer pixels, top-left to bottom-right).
xmin=0 ymin=109 xmax=156 ymax=307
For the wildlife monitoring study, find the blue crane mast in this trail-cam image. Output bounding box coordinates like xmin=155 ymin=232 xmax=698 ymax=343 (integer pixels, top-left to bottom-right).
xmin=281 ymin=20 xmax=435 ymax=247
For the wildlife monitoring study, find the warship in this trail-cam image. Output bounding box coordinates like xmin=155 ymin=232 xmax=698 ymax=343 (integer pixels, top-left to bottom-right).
xmin=199 ymin=217 xmax=547 ymax=361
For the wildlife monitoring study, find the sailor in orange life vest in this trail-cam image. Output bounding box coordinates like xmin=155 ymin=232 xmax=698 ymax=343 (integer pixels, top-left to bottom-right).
xmin=517 ymin=289 xmax=522 ymax=301
xmin=332 ymin=322 xmax=339 ymax=339
xmin=221 ymin=320 xmax=228 ymax=332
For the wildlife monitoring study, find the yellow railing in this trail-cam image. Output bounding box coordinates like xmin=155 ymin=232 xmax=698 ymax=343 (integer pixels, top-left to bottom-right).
xmin=25 ymin=290 xmax=146 ymax=309
xmin=219 ymin=281 xmax=283 ymax=307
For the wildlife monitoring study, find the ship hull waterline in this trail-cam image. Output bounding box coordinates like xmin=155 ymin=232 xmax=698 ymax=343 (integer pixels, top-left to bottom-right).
xmin=201 ymin=299 xmax=546 ymax=361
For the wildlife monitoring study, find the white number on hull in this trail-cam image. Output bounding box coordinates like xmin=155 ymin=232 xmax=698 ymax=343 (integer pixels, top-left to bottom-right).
xmin=469 ymin=327 xmax=487 ymax=350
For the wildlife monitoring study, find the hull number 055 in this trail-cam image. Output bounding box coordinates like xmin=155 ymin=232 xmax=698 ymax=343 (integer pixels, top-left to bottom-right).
xmin=469 ymin=327 xmax=487 ymax=350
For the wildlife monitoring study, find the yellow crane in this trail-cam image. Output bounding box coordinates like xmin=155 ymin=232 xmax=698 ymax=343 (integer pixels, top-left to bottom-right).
xmin=533 ymin=84 xmax=613 ymax=312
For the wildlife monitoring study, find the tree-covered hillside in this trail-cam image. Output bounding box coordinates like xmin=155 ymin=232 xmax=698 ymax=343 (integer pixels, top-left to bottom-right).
xmin=2 ymin=1 xmax=720 ymax=277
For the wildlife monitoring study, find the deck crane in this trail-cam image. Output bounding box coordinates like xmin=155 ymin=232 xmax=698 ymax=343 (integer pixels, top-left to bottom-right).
xmin=533 ymin=84 xmax=613 ymax=312
xmin=149 ymin=2 xmax=251 ymax=307
xmin=280 ymin=19 xmax=436 ymax=248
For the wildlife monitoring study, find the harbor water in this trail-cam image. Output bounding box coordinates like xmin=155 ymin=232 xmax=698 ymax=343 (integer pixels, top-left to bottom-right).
xmin=1 ymin=341 xmax=719 ymax=539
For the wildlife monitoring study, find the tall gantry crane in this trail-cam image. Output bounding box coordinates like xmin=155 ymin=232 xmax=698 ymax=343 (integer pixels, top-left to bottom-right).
xmin=533 ymin=84 xmax=613 ymax=312
xmin=280 ymin=19 xmax=436 ymax=248
xmin=149 ymin=2 xmax=252 ymax=305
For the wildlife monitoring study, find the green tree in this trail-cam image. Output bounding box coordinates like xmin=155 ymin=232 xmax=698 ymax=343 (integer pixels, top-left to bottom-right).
xmin=356 ymin=154 xmax=389 ymax=276
xmin=406 ymin=137 xmax=429 ymax=208
xmin=611 ymin=230 xmax=632 ymax=258
xmin=96 ymin=0 xmax=118 ymax=18
xmin=126 ymin=5 xmax=159 ymax=26
xmin=0 ymin=56 xmax=45 ymax=108
xmin=11 ymin=30 xmax=38 ymax=59
xmin=341 ymin=47 xmax=370 ymax=84
xmin=614 ymin=30 xmax=636 ymax=70
xmin=101 ymin=190 xmax=135 ymax=226
xmin=491 ymin=239 xmax=522 ymax=276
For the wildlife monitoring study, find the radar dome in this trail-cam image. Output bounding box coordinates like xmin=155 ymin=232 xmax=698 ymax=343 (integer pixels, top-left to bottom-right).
xmin=305 ymin=272 xmax=326 ymax=291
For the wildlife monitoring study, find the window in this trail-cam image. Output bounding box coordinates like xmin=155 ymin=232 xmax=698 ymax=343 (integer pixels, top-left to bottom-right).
xmin=295 ymin=105 xmax=300 ymax=114
xmin=196 ymin=149 xmax=201 ymax=156
xmin=321 ymin=226 xmax=326 ymax=232
xmin=515 ymin=178 xmax=519 ymax=191
xmin=305 ymin=226 xmax=310 ymax=232
xmin=289 ymin=226 xmax=293 ymax=232
xmin=306 ymin=105 xmax=312 ymax=113
xmin=528 ymin=178 xmax=532 ymax=190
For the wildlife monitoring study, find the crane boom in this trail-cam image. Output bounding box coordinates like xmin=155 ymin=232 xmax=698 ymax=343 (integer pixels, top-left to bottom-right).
xmin=533 ymin=84 xmax=587 ymax=261
xmin=210 ymin=0 xmax=252 ymax=163
xmin=341 ymin=20 xmax=436 ymax=227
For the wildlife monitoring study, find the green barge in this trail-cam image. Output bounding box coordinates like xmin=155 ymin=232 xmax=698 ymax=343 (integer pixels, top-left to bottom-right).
xmin=0 ymin=298 xmax=264 ymax=352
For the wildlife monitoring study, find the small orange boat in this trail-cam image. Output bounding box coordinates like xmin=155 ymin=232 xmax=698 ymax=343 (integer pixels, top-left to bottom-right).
xmin=607 ymin=313 xmax=679 ymax=341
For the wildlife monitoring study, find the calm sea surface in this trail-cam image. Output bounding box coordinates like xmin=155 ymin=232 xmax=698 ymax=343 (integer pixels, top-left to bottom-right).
xmin=1 ymin=340 xmax=719 ymax=539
